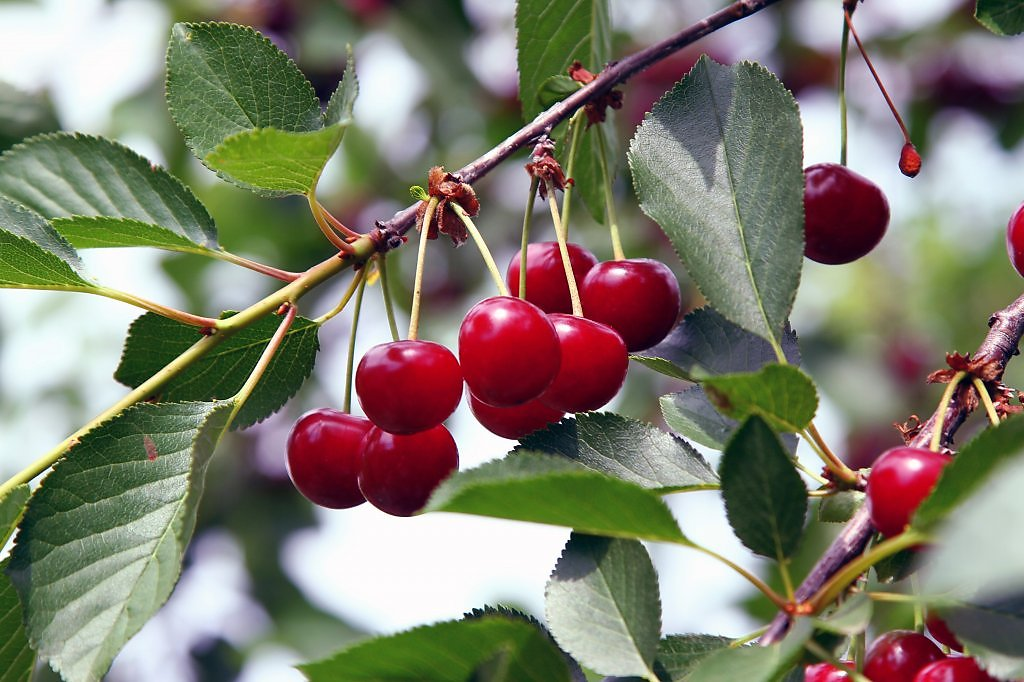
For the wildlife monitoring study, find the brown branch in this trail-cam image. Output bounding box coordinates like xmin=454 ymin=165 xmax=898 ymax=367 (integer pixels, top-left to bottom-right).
xmin=372 ymin=0 xmax=785 ymax=244
xmin=760 ymin=291 xmax=1024 ymax=645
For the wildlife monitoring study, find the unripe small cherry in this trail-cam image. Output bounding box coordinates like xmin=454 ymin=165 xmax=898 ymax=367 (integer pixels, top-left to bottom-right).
xmin=579 ymin=258 xmax=681 ymax=352
xmin=866 ymin=446 xmax=952 ymax=537
xmin=803 ymin=162 xmax=890 ymax=265
xmin=358 ymin=424 xmax=459 ymax=517
xmin=540 ymin=314 xmax=628 ymax=413
xmin=468 ymin=391 xmax=564 ymax=440
xmin=1005 ymin=200 xmax=1024 ymax=277
xmin=506 ymin=241 xmax=598 ymax=314
xmin=286 ymin=408 xmax=371 ymax=509
xmin=864 ymin=630 xmax=944 ymax=682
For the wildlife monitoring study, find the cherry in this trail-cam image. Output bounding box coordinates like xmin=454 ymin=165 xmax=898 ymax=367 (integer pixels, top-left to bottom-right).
xmin=506 ymin=241 xmax=598 ymax=314
xmin=358 ymin=424 xmax=459 ymax=517
xmin=579 ymin=258 xmax=681 ymax=352
xmin=468 ymin=392 xmax=564 ymax=440
xmin=540 ymin=314 xmax=628 ymax=413
xmin=914 ymin=657 xmax=998 ymax=682
xmin=1005 ymin=200 xmax=1024 ymax=277
xmin=803 ymin=162 xmax=890 ymax=265
xmin=864 ymin=630 xmax=945 ymax=682
xmin=286 ymin=408 xmax=371 ymax=509
xmin=866 ymin=446 xmax=952 ymax=537
xmin=355 ymin=339 xmax=462 ymax=434
xmin=926 ymin=612 xmax=964 ymax=653
xmin=458 ymin=296 xmax=561 ymax=407
xmin=805 ymin=661 xmax=852 ymax=681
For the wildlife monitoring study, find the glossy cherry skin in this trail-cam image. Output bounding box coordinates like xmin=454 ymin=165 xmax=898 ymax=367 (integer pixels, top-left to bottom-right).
xmin=358 ymin=424 xmax=459 ymax=517
xmin=1005 ymin=201 xmax=1024 ymax=277
xmin=286 ymin=408 xmax=371 ymax=509
xmin=468 ymin=392 xmax=564 ymax=440
xmin=458 ymin=296 xmax=561 ymax=407
xmin=355 ymin=340 xmax=462 ymax=434
xmin=864 ymin=630 xmax=945 ymax=682
xmin=913 ymin=657 xmax=998 ymax=682
xmin=540 ymin=314 xmax=629 ymax=413
xmin=804 ymin=162 xmax=890 ymax=265
xmin=506 ymin=241 xmax=598 ymax=314
xmin=866 ymin=446 xmax=952 ymax=537
xmin=579 ymin=258 xmax=681 ymax=352
xmin=804 ymin=662 xmax=851 ymax=682
xmin=926 ymin=613 xmax=964 ymax=653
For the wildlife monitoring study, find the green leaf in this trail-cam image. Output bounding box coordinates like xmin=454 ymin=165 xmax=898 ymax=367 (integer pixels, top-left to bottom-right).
xmin=537 ymin=75 xmax=581 ymax=109
xmin=300 ymin=614 xmax=572 ymax=681
xmin=52 ymin=217 xmax=209 ymax=252
xmin=5 ymin=400 xmax=234 ymax=682
xmin=635 ymin=306 xmax=801 ymax=382
xmin=424 ymin=452 xmax=690 ymax=544
xmin=516 ymin=412 xmax=718 ymax=492
xmin=0 ymin=81 xmax=59 ymax=153
xmin=166 ymin=21 xmax=322 ymax=165
xmin=813 ymin=593 xmax=872 ymax=636
xmin=546 ymin=534 xmax=661 ymax=678
xmin=976 ymin=0 xmax=1024 ymax=34
xmin=324 ymin=46 xmax=359 ymax=128
xmin=0 ymin=197 xmax=94 ymax=289
xmin=0 ymin=133 xmax=218 ymax=250
xmin=0 ymin=559 xmax=33 ymax=682
xmin=938 ymin=594 xmax=1024 ymax=660
xmin=660 ymin=387 xmax=736 ymax=452
xmin=628 ymin=57 xmax=804 ymax=349
xmin=604 ymin=635 xmax=734 ymax=682
xmin=817 ymin=491 xmax=865 ymax=524
xmin=684 ymin=618 xmax=810 ymax=682
xmin=0 ymin=485 xmax=29 ymax=547
xmin=702 ymin=364 xmax=818 ymax=433
xmin=720 ymin=416 xmax=807 ymax=560
xmin=114 ymin=311 xmax=320 ymax=429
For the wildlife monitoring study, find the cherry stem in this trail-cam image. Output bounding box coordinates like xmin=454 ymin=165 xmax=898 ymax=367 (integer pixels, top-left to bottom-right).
xmin=545 ymin=179 xmax=584 ymax=317
xmin=227 ymin=303 xmax=299 ymax=425
xmin=377 ymin=254 xmax=401 ymax=342
xmin=838 ymin=9 xmax=851 ymax=166
xmin=453 ymin=203 xmax=509 ymax=297
xmin=558 ymin=110 xmax=587 ymax=242
xmin=595 ymin=125 xmax=626 ymax=261
xmin=844 ymin=9 xmax=913 ymax=145
xmin=804 ymin=640 xmax=871 ymax=682
xmin=211 ymin=249 xmax=301 ymax=282
xmin=312 ymin=266 xmax=366 ymax=326
xmin=930 ymin=371 xmax=967 ymax=452
xmin=343 ymin=271 xmax=369 ymax=414
xmin=729 ymin=627 xmax=769 ymax=648
xmin=93 ymin=285 xmax=221 ymax=329
xmin=407 ymin=196 xmax=438 ymax=341
xmin=308 ymin=194 xmax=356 ymax=253
xmin=516 ymin=176 xmax=541 ymax=299
xmin=972 ymin=376 xmax=1001 ymax=426
xmin=803 ymin=422 xmax=859 ymax=486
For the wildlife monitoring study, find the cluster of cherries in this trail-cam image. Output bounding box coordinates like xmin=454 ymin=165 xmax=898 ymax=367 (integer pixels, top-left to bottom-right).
xmin=285 ymin=240 xmax=681 ymax=517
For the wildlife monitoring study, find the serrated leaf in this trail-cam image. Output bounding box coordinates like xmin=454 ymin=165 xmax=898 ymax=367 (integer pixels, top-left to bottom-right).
xmin=660 ymin=387 xmax=735 ymax=451
xmin=0 ymin=197 xmax=94 ymax=289
xmin=324 ymin=46 xmax=358 ymax=127
xmin=636 ymin=307 xmax=801 ymax=381
xmin=546 ymin=534 xmax=660 ymax=679
xmin=813 ymin=593 xmax=872 ymax=636
xmin=300 ymin=614 xmax=572 ymax=682
xmin=0 ymin=133 xmax=217 ymax=250
xmin=603 ymin=634 xmax=734 ymax=682
xmin=938 ymin=593 xmax=1024 ymax=659
xmin=720 ymin=416 xmax=807 ymax=560
xmin=0 ymin=485 xmax=29 ymax=547
xmin=628 ymin=56 xmax=803 ymax=349
xmin=166 ymin=22 xmax=322 ymax=162
xmin=702 ymin=364 xmax=818 ymax=433
xmin=114 ymin=311 xmax=320 ymax=429
xmin=537 ymin=75 xmax=582 ymax=109
xmin=5 ymin=400 xmax=234 ymax=682
xmin=516 ymin=412 xmax=717 ymax=492
xmin=0 ymin=559 xmax=33 ymax=682
xmin=976 ymin=0 xmax=1024 ymax=34
xmin=684 ymin=618 xmax=810 ymax=682
xmin=425 ymin=452 xmax=690 ymax=545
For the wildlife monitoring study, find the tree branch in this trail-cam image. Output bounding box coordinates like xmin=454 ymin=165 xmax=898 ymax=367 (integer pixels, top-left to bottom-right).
xmin=760 ymin=290 xmax=1024 ymax=645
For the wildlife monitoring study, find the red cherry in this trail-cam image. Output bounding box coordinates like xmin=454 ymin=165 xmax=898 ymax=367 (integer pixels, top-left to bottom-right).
xmin=286 ymin=408 xmax=371 ymax=509
xmin=358 ymin=424 xmax=459 ymax=517
xmin=866 ymin=446 xmax=952 ymax=537
xmin=804 ymin=162 xmax=890 ymax=265
xmin=506 ymin=241 xmax=598 ymax=314
xmin=540 ymin=314 xmax=628 ymax=413
xmin=468 ymin=392 xmax=564 ymax=440
xmin=1005 ymin=201 xmax=1024 ymax=277
xmin=805 ymin=661 xmax=852 ymax=682
xmin=458 ymin=296 xmax=561 ymax=407
xmin=914 ymin=657 xmax=998 ymax=682
xmin=579 ymin=258 xmax=681 ymax=352
xmin=355 ymin=340 xmax=462 ymax=434
xmin=926 ymin=613 xmax=964 ymax=653
xmin=865 ymin=630 xmax=945 ymax=682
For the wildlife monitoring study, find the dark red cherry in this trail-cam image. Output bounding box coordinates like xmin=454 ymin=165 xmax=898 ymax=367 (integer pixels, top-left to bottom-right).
xmin=458 ymin=296 xmax=561 ymax=407
xmin=866 ymin=446 xmax=952 ymax=537
xmin=286 ymin=408 xmax=371 ymax=509
xmin=579 ymin=258 xmax=681 ymax=352
xmin=1005 ymin=201 xmax=1024 ymax=277
xmin=804 ymin=162 xmax=890 ymax=265
xmin=468 ymin=391 xmax=564 ymax=440
xmin=865 ymin=630 xmax=944 ymax=682
xmin=805 ymin=661 xmax=852 ymax=682
xmin=540 ymin=314 xmax=628 ymax=413
xmin=358 ymin=424 xmax=459 ymax=517
xmin=914 ymin=657 xmax=998 ymax=682
xmin=506 ymin=241 xmax=598 ymax=314
xmin=926 ymin=612 xmax=964 ymax=653
xmin=355 ymin=340 xmax=462 ymax=434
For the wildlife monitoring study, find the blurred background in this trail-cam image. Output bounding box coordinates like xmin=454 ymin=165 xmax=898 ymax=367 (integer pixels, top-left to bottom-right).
xmin=1 ymin=0 xmax=1023 ymax=679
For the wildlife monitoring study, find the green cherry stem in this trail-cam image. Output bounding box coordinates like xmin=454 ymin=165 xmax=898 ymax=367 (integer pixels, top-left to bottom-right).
xmin=227 ymin=303 xmax=299 ymax=425
xmin=802 ymin=423 xmax=859 ymax=486
xmin=931 ymin=371 xmax=967 ymax=452
xmin=343 ymin=271 xmax=369 ymax=414
xmin=92 ymin=285 xmax=221 ymax=329
xmin=558 ymin=110 xmax=587 ymax=240
xmin=545 ymin=179 xmax=583 ymax=317
xmin=452 ymin=203 xmax=509 ymax=297
xmin=804 ymin=640 xmax=871 ymax=682
xmin=972 ymin=376 xmax=1002 ymax=426
xmin=595 ymin=126 xmax=626 ymax=261
xmin=407 ymin=196 xmax=438 ymax=341
xmin=377 ymin=254 xmax=401 ymax=342
xmin=516 ymin=176 xmax=541 ymax=299
xmin=312 ymin=267 xmax=367 ymax=326
xmin=838 ymin=7 xmax=851 ymax=166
